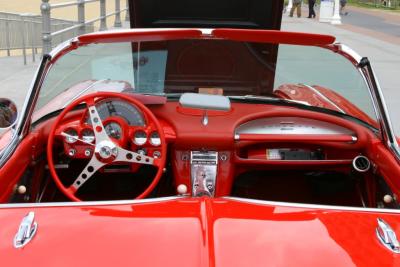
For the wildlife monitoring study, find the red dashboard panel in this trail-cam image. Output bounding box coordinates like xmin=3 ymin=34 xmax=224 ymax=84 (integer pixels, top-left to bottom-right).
xmin=0 ymin=98 xmax=393 ymax=201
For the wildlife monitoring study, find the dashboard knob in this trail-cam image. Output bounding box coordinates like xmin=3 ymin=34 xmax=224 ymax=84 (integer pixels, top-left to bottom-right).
xmin=68 ymin=149 xmax=76 ymax=157
xmin=17 ymin=185 xmax=27 ymax=194
xmin=177 ymin=184 xmax=188 ymax=195
xmin=384 ymin=195 xmax=393 ymax=204
xmin=84 ymin=149 xmax=91 ymax=157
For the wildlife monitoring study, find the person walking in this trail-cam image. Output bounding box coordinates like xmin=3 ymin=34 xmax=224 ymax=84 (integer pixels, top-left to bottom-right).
xmin=290 ymin=0 xmax=302 ymax=18
xmin=340 ymin=0 xmax=349 ymax=15
xmin=308 ymin=0 xmax=316 ymax=18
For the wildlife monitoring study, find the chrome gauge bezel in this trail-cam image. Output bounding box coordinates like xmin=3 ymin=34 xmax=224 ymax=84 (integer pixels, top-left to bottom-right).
xmin=133 ymin=130 xmax=147 ymax=146
xmin=149 ymin=131 xmax=161 ymax=146
xmin=81 ymin=128 xmax=95 ymax=143
xmin=64 ymin=129 xmax=78 ymax=144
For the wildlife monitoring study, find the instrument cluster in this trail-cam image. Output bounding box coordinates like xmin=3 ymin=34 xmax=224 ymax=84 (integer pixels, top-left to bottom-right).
xmin=58 ymin=99 xmax=162 ymax=160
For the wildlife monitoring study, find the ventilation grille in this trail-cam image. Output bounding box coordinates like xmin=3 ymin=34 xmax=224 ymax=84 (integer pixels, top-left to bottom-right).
xmin=353 ymin=155 xmax=371 ymax=172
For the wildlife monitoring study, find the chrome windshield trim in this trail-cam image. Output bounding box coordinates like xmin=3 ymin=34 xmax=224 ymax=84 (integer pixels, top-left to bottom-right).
xmin=48 ymin=37 xmax=77 ymax=58
xmin=335 ymin=43 xmax=363 ymax=64
xmin=362 ymin=59 xmax=400 ymax=159
xmin=301 ymin=84 xmax=346 ymax=114
xmin=329 ymin=43 xmax=398 ymax=156
xmin=62 ymin=79 xmax=108 ymax=108
xmin=0 ymin=196 xmax=183 ymax=209
xmin=224 ymin=197 xmax=400 ymax=214
xmin=0 ymin=55 xmax=51 ymax=167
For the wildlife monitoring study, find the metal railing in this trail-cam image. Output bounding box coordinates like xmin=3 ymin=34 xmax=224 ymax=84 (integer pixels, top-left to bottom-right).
xmin=353 ymin=0 xmax=400 ymax=9
xmin=0 ymin=12 xmax=90 ymax=64
xmin=41 ymin=0 xmax=129 ymax=55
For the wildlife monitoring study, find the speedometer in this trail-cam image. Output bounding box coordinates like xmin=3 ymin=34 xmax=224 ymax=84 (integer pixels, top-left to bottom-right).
xmin=86 ymin=99 xmax=145 ymax=126
xmin=104 ymin=122 xmax=123 ymax=140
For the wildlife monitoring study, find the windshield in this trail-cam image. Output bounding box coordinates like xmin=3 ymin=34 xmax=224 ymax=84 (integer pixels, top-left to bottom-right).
xmin=35 ymin=39 xmax=377 ymax=125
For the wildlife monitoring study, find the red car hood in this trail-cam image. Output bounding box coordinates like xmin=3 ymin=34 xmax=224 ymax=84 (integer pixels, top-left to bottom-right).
xmin=0 ymin=197 xmax=399 ymax=266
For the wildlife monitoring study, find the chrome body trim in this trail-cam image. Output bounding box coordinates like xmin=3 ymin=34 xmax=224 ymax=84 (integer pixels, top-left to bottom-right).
xmin=224 ymin=197 xmax=400 ymax=214
xmin=0 ymin=196 xmax=182 ymax=209
xmin=2 ymin=195 xmax=400 ymax=214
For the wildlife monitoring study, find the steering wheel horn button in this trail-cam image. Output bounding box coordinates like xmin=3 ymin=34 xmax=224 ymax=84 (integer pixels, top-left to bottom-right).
xmin=95 ymin=140 xmax=118 ymax=162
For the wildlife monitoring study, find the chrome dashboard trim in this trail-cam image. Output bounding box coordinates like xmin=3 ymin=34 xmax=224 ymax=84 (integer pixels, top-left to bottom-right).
xmin=235 ymin=117 xmax=355 ymax=136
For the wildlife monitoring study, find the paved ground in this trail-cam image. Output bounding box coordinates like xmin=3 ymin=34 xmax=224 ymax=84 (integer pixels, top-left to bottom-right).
xmin=0 ymin=12 xmax=399 ymax=134
xmin=0 ymin=56 xmax=38 ymax=110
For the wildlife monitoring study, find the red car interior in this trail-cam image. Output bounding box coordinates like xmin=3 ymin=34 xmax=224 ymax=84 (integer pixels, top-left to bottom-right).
xmin=1 ymin=90 xmax=399 ymax=211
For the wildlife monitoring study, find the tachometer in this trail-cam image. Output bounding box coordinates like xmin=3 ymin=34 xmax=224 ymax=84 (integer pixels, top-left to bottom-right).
xmin=86 ymin=99 xmax=145 ymax=126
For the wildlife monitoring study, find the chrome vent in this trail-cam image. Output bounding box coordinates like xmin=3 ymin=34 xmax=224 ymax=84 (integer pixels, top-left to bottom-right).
xmin=353 ymin=155 xmax=371 ymax=173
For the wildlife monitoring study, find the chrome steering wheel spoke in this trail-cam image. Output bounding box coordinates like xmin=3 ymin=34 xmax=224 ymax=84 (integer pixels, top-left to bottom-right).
xmin=69 ymin=156 xmax=106 ymax=193
xmin=115 ymin=147 xmax=155 ymax=166
xmin=87 ymin=103 xmax=112 ymax=143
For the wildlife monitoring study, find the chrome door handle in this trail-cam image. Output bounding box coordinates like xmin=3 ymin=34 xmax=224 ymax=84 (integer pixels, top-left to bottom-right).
xmin=376 ymin=218 xmax=400 ymax=254
xmin=14 ymin=211 xmax=38 ymax=248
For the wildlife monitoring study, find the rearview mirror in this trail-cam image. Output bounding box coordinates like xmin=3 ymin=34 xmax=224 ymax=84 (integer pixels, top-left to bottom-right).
xmin=179 ymin=93 xmax=231 ymax=111
xmin=179 ymin=93 xmax=231 ymax=126
xmin=0 ymin=99 xmax=18 ymax=129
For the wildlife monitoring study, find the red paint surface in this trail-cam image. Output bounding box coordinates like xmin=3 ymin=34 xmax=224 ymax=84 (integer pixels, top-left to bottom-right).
xmin=0 ymin=197 xmax=399 ymax=266
xmin=76 ymin=28 xmax=336 ymax=46
xmin=212 ymin=28 xmax=336 ymax=45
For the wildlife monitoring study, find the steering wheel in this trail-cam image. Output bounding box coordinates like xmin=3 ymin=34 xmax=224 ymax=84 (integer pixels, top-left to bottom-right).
xmin=47 ymin=92 xmax=167 ymax=201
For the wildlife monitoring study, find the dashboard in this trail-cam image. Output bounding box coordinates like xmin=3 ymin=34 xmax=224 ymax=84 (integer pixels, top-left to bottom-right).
xmin=52 ymin=97 xmax=374 ymax=197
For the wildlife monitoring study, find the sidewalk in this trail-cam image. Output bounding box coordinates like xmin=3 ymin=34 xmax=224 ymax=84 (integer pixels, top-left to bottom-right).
xmin=282 ymin=14 xmax=400 ymax=134
xmin=0 ymin=56 xmax=38 ymax=110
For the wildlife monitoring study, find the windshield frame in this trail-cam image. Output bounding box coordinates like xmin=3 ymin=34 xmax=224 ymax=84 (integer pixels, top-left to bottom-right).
xmin=5 ymin=29 xmax=400 ymax=166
